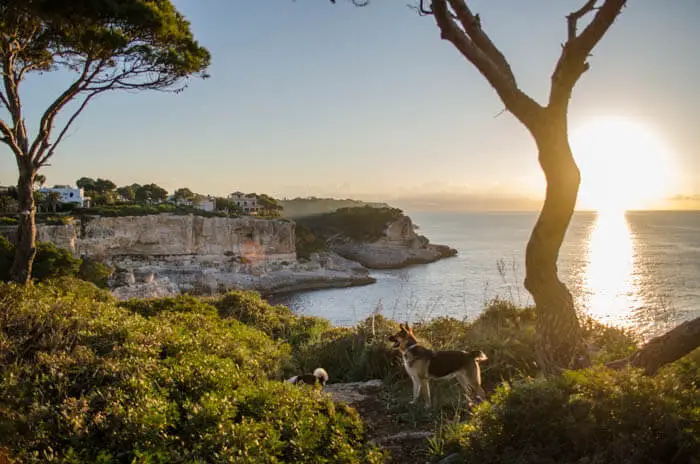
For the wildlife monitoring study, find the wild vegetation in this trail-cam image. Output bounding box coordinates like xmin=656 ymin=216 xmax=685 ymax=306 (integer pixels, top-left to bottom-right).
xmin=296 ymin=206 xmax=405 ymax=245
xmin=0 ymin=280 xmax=385 ymax=463
xmin=0 ymin=236 xmax=112 ymax=287
xmin=0 ymin=271 xmax=697 ymax=462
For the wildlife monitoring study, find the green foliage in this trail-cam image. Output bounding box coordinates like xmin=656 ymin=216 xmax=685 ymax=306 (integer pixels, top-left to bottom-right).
xmin=0 ymin=237 xmax=113 ymax=285
xmin=438 ymin=367 xmax=700 ymax=464
xmin=295 ymin=222 xmax=326 ymax=259
xmin=75 ymin=203 xmax=233 ymax=218
xmin=289 ymin=314 xmax=399 ymax=383
xmin=78 ymin=258 xmax=113 ymax=288
xmin=31 ymin=242 xmax=81 ymax=280
xmin=0 ymin=216 xmax=17 ymax=225
xmin=0 ymin=281 xmax=384 ymax=463
xmin=214 ymin=290 xmax=331 ymax=348
xmin=296 ymin=206 xmax=404 ymax=243
xmin=135 ymin=183 xmax=169 ymax=203
xmin=116 ymin=185 xmax=136 ymax=202
xmin=278 ymin=197 xmax=390 ymax=218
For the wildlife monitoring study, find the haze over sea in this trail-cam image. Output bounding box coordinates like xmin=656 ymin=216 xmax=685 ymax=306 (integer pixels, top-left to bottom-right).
xmin=272 ymin=210 xmax=700 ymax=340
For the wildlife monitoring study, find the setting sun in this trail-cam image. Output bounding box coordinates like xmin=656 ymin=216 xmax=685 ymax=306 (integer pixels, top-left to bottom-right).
xmin=570 ymin=117 xmax=675 ymax=212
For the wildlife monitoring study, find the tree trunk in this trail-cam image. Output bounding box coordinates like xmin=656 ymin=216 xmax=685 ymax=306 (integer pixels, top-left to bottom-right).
xmin=607 ymin=315 xmax=700 ymax=375
xmin=524 ymin=117 xmax=585 ymax=373
xmin=9 ymin=164 xmax=37 ymax=284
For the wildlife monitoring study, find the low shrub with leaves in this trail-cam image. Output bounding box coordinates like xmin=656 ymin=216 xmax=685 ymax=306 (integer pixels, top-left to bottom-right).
xmin=0 ymin=280 xmax=385 ymax=463
xmin=437 ymin=364 xmax=700 ymax=464
xmin=0 ymin=237 xmax=113 ymax=287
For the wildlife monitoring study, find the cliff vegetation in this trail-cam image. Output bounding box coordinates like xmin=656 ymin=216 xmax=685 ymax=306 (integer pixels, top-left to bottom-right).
xmin=0 ymin=275 xmax=697 ymax=463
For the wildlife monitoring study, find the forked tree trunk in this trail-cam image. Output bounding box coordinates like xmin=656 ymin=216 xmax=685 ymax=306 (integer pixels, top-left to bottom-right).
xmin=9 ymin=164 xmax=37 ymax=284
xmin=525 ymin=117 xmax=585 ymax=373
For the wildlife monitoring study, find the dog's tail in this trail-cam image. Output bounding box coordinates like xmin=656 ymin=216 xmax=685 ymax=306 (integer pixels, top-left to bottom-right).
xmin=313 ymin=367 xmax=329 ymax=384
xmin=286 ymin=375 xmax=299 ymax=384
xmin=470 ymin=350 xmax=488 ymax=362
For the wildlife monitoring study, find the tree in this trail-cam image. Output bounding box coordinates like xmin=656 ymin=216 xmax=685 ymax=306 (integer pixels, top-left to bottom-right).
xmin=0 ymin=0 xmax=210 ymax=284
xmin=76 ymin=177 xmax=97 ymax=191
xmin=335 ymin=0 xmax=700 ymax=374
xmin=258 ymin=194 xmax=283 ymax=217
xmin=136 ymin=183 xmax=168 ymax=203
xmin=94 ymin=178 xmax=116 ymax=194
xmin=116 ymin=185 xmax=137 ymax=202
xmin=173 ymin=187 xmax=196 ymax=204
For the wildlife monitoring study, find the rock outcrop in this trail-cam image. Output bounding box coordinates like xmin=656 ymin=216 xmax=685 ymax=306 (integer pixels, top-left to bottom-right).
xmin=7 ymin=211 xmax=454 ymax=299
xmin=28 ymin=215 xmax=374 ymax=300
xmin=330 ymin=215 xmax=457 ymax=269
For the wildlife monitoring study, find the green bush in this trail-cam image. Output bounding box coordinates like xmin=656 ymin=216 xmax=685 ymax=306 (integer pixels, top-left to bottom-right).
xmin=296 ymin=206 xmax=404 ymax=243
xmin=438 ymin=366 xmax=700 ymax=464
xmin=213 ymin=290 xmax=331 ymax=348
xmin=31 ymin=241 xmax=81 ymax=280
xmin=295 ymin=222 xmax=326 ymax=259
xmin=0 ymin=281 xmax=385 ymax=463
xmin=0 ymin=237 xmax=113 ymax=286
xmin=0 ymin=216 xmax=17 ymax=225
xmin=78 ymin=258 xmax=114 ymax=288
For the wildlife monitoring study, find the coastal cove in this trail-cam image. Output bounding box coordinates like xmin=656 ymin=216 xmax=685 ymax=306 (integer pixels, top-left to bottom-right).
xmin=273 ymin=210 xmax=700 ymax=340
xmin=0 ymin=207 xmax=457 ymax=300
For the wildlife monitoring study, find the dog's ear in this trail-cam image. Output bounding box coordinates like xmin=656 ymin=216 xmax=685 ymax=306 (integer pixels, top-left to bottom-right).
xmin=399 ymin=323 xmax=405 ymax=331
xmin=405 ymin=321 xmax=412 ymax=334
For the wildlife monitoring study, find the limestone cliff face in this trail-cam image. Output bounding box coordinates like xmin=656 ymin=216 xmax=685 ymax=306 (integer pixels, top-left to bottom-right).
xmin=39 ymin=215 xmax=296 ymax=263
xmin=331 ymin=215 xmax=457 ymax=269
xmin=33 ymin=214 xmax=372 ymax=299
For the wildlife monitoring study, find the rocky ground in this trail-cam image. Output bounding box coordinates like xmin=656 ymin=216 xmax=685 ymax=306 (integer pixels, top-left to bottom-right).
xmin=325 ymin=380 xmax=436 ymax=463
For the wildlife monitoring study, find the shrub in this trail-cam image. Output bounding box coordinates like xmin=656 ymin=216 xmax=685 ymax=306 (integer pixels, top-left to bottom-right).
xmin=78 ymin=258 xmax=114 ymax=288
xmin=213 ymin=290 xmax=331 ymax=348
xmin=438 ymin=366 xmax=700 ymax=464
xmin=296 ymin=206 xmax=404 ymax=243
xmin=0 ymin=216 xmax=17 ymax=225
xmin=0 ymin=281 xmax=384 ymax=463
xmin=31 ymin=241 xmax=81 ymax=280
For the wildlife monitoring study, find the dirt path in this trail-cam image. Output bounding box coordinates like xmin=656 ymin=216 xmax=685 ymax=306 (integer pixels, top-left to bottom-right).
xmin=325 ymin=380 xmax=435 ymax=463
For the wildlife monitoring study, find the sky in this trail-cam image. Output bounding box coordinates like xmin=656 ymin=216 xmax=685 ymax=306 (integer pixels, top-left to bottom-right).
xmin=1 ymin=0 xmax=699 ymax=210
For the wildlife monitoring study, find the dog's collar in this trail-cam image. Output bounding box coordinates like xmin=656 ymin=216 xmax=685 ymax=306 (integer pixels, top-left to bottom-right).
xmin=405 ymin=340 xmax=418 ymax=351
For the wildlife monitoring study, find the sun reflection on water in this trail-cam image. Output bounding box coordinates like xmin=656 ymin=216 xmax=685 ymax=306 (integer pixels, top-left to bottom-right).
xmin=582 ymin=209 xmax=642 ymax=328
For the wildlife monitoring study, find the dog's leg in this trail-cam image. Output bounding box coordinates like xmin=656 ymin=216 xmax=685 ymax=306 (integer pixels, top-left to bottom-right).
xmin=456 ymin=371 xmax=476 ymax=407
xmin=420 ymin=378 xmax=431 ymax=408
xmin=409 ymin=375 xmax=422 ymax=404
xmin=464 ymin=370 xmax=487 ymax=403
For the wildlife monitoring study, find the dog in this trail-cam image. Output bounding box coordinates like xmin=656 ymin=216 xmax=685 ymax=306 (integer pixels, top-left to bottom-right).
xmin=286 ymin=367 xmax=329 ymax=389
xmin=389 ymin=322 xmax=487 ymax=407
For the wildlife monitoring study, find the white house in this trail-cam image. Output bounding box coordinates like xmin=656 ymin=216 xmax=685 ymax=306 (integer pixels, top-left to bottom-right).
xmin=229 ymin=191 xmax=259 ymax=214
xmin=194 ymin=196 xmax=216 ymax=212
xmin=39 ymin=185 xmax=88 ymax=207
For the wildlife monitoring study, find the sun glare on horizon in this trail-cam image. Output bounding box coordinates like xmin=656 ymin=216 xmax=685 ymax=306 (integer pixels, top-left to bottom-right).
xmin=570 ymin=117 xmax=674 ymax=213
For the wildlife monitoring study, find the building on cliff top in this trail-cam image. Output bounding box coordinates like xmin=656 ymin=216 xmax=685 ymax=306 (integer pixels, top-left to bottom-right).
xmin=229 ymin=191 xmax=259 ymax=215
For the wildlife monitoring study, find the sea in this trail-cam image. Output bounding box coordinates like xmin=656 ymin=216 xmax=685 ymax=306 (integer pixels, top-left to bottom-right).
xmin=271 ymin=210 xmax=700 ymax=340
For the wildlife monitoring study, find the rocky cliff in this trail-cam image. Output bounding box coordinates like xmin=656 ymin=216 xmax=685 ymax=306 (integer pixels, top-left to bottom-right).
xmin=33 ymin=215 xmax=372 ymax=299
xmin=330 ymin=215 xmax=457 ymax=269
xmin=20 ymin=211 xmax=454 ymax=300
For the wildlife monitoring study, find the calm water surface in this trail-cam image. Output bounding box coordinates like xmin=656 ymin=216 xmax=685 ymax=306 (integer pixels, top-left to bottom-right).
xmin=272 ymin=211 xmax=700 ymax=339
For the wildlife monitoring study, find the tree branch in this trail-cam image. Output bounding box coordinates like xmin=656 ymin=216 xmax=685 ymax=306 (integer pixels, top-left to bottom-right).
xmin=34 ymin=90 xmax=103 ymax=167
xmin=0 ymin=118 xmax=22 ymax=158
xmin=549 ymin=0 xmax=626 ymax=111
xmin=27 ymin=58 xmax=101 ymax=162
xmin=447 ymin=0 xmax=516 ymax=86
xmin=606 ymin=315 xmax=700 ymax=375
xmin=432 ymin=0 xmax=543 ymax=131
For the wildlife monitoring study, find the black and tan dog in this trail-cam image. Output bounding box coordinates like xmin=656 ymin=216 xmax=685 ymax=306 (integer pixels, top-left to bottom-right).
xmin=286 ymin=368 xmax=329 ymax=389
xmin=389 ymin=322 xmax=487 ymax=407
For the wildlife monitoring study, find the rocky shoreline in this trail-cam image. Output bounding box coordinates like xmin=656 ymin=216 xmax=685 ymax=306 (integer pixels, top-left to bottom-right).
xmin=7 ymin=212 xmax=456 ymax=300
